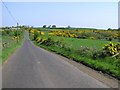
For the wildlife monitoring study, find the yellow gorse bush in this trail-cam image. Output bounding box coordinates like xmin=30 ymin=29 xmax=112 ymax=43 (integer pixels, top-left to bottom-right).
xmin=48 ymin=30 xmax=78 ymax=38
xmin=12 ymin=36 xmax=19 ymax=41
xmin=35 ymin=37 xmax=41 ymax=43
xmin=29 ymin=29 xmax=45 ymax=36
xmin=40 ymin=31 xmax=45 ymax=35
xmin=103 ymin=42 xmax=120 ymax=56
xmin=48 ymin=29 xmax=118 ymax=39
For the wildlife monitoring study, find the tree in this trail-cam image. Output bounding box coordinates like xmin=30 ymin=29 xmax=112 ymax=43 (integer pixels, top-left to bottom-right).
xmin=43 ymin=25 xmax=47 ymax=28
xmin=67 ymin=25 xmax=71 ymax=28
xmin=52 ymin=25 xmax=56 ymax=28
xmin=108 ymin=28 xmax=112 ymax=30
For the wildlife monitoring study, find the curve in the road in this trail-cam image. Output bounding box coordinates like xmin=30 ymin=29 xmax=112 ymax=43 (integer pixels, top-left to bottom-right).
xmin=2 ymin=32 xmax=109 ymax=88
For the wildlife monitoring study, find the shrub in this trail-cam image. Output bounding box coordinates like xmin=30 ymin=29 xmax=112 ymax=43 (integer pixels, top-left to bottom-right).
xmin=33 ymin=31 xmax=39 ymax=40
xmin=108 ymin=37 xmax=112 ymax=41
xmin=35 ymin=37 xmax=41 ymax=43
xmin=77 ymin=46 xmax=94 ymax=57
xmin=90 ymin=37 xmax=95 ymax=39
xmin=102 ymin=42 xmax=120 ymax=57
xmin=43 ymin=37 xmax=55 ymax=46
xmin=92 ymin=50 xmax=106 ymax=59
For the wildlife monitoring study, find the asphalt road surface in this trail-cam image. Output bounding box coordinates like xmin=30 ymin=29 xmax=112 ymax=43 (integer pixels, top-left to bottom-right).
xmin=2 ymin=32 xmax=109 ymax=88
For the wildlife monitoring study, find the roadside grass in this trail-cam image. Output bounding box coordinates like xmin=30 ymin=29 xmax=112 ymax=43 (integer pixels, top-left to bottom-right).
xmin=1 ymin=32 xmax=24 ymax=65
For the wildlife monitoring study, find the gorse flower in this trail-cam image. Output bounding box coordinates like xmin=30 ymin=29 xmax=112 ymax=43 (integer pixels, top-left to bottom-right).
xmin=103 ymin=42 xmax=120 ymax=56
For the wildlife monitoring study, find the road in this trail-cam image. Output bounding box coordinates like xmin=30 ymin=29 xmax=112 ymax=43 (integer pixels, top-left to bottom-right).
xmin=2 ymin=32 xmax=109 ymax=88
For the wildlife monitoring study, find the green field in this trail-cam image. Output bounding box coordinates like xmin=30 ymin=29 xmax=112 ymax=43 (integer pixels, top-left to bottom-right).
xmin=41 ymin=35 xmax=117 ymax=50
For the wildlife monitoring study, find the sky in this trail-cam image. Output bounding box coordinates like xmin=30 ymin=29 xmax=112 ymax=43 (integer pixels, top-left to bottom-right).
xmin=2 ymin=2 xmax=118 ymax=29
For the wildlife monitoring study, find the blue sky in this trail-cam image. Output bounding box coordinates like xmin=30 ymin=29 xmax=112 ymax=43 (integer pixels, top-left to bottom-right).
xmin=2 ymin=2 xmax=118 ymax=29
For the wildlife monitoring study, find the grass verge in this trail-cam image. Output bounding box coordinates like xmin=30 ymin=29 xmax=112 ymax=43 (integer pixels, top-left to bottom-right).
xmin=1 ymin=34 xmax=24 ymax=65
xmin=2 ymin=40 xmax=23 ymax=64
